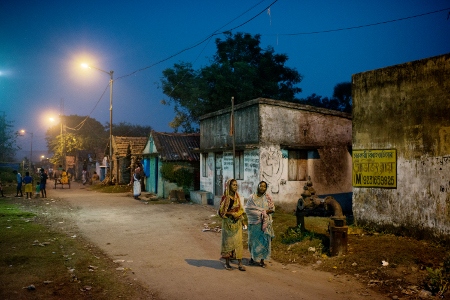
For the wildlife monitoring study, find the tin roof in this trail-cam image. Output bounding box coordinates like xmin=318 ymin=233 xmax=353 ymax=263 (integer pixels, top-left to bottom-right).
xmin=151 ymin=131 xmax=200 ymax=161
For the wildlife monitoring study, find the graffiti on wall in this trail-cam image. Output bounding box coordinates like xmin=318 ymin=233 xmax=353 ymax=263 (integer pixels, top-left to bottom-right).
xmin=240 ymin=150 xmax=259 ymax=197
xmin=260 ymin=147 xmax=283 ymax=194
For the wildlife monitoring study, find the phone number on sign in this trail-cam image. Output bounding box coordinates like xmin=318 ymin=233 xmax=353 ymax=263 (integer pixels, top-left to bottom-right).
xmin=355 ymin=174 xmax=395 ymax=186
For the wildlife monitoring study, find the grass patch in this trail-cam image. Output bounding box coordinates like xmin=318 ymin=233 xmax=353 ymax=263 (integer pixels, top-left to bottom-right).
xmin=270 ymin=209 xmax=329 ymax=265
xmin=0 ymin=199 xmax=153 ymax=299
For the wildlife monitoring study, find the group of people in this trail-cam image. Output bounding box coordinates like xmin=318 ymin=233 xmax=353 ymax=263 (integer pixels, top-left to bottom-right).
xmin=12 ymin=168 xmax=48 ymax=199
xmin=219 ymin=179 xmax=275 ymax=271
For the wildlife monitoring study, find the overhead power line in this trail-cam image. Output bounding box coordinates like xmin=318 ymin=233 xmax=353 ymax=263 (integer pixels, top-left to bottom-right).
xmin=267 ymin=7 xmax=450 ymax=36
xmin=115 ymin=0 xmax=278 ymax=81
xmin=68 ymin=0 xmax=277 ymax=130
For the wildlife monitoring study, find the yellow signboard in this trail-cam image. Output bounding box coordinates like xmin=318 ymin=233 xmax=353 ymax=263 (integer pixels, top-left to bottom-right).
xmin=352 ymin=149 xmax=397 ymax=188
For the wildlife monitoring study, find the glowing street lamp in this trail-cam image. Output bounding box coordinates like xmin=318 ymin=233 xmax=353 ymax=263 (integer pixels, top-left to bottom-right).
xmin=81 ymin=63 xmax=114 ymax=185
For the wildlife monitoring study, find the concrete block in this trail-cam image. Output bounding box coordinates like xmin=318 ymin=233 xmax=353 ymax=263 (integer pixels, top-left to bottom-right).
xmin=190 ymin=191 xmax=211 ymax=205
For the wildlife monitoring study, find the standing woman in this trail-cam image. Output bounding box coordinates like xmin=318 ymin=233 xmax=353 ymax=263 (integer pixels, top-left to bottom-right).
xmin=132 ymin=167 xmax=141 ymax=200
xmin=218 ymin=179 xmax=246 ymax=271
xmin=244 ymin=181 xmax=275 ymax=268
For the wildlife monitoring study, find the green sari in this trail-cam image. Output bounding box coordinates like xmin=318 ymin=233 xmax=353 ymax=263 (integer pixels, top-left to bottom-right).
xmin=218 ymin=179 xmax=244 ymax=259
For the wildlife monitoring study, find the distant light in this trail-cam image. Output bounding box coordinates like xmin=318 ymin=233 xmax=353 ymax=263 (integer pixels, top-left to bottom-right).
xmin=81 ymin=63 xmax=89 ymax=69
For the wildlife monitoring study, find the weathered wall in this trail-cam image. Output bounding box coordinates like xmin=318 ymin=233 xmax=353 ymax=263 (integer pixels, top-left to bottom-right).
xmin=259 ymin=101 xmax=352 ymax=209
xmin=352 ymin=53 xmax=450 ymax=239
xmin=259 ymin=101 xmax=351 ymax=148
xmin=200 ymin=102 xmax=259 ymax=150
xmin=199 ymin=98 xmax=353 ymax=210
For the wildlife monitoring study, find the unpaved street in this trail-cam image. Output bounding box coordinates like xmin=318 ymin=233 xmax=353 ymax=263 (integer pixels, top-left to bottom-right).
xmin=42 ymin=182 xmax=385 ymax=300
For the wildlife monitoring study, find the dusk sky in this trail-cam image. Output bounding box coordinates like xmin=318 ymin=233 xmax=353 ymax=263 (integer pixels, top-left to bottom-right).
xmin=1 ymin=0 xmax=449 ymax=157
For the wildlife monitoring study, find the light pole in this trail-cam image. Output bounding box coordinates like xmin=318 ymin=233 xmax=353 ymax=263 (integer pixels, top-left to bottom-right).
xmin=81 ymin=63 xmax=114 ymax=185
xmin=20 ymin=130 xmax=33 ymax=173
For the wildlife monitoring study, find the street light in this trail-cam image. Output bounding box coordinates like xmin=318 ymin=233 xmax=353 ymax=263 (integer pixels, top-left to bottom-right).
xmin=20 ymin=129 xmax=33 ymax=173
xmin=81 ymin=63 xmax=114 ymax=185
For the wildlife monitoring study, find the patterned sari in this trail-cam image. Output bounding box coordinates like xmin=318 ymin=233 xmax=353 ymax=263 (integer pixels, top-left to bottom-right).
xmin=244 ymin=183 xmax=275 ymax=261
xmin=218 ymin=179 xmax=244 ymax=259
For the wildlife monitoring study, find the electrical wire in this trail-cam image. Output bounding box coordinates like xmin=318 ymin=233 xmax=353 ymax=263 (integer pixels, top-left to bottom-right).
xmin=66 ymin=0 xmax=277 ymax=130
xmin=264 ymin=7 xmax=450 ymax=36
xmin=116 ymin=0 xmax=278 ymax=81
xmin=73 ymin=3 xmax=448 ymax=131
xmin=64 ymin=82 xmax=110 ymax=132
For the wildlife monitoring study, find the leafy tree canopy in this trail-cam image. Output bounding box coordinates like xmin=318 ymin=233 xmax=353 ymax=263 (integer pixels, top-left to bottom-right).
xmin=161 ymin=32 xmax=303 ymax=132
xmin=0 ymin=112 xmax=20 ymax=162
xmin=297 ymin=82 xmax=352 ymax=113
xmin=45 ymin=116 xmax=152 ymax=165
xmin=45 ymin=115 xmax=107 ymax=165
xmin=110 ymin=122 xmax=152 ymax=137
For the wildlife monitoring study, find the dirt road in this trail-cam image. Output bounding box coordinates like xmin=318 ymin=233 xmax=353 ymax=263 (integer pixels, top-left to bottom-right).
xmin=44 ymin=182 xmax=386 ymax=300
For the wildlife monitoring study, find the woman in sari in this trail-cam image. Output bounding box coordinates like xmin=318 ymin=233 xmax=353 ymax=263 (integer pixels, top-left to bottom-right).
xmin=132 ymin=167 xmax=141 ymax=200
xmin=218 ymin=179 xmax=246 ymax=271
xmin=244 ymin=181 xmax=275 ymax=268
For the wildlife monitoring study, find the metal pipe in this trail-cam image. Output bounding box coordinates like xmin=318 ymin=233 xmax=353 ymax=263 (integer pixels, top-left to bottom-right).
xmin=324 ymin=196 xmax=344 ymax=218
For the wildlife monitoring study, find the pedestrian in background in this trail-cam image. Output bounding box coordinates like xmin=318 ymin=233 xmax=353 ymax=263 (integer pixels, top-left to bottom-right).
xmin=23 ymin=171 xmax=33 ymax=199
xmin=35 ymin=182 xmax=40 ymax=198
xmin=0 ymin=180 xmax=5 ymax=197
xmin=218 ymin=178 xmax=246 ymax=271
xmin=91 ymin=171 xmax=100 ymax=184
xmin=13 ymin=170 xmax=23 ymax=197
xmin=39 ymin=168 xmax=48 ymax=198
xmin=131 ymin=167 xmax=141 ymax=200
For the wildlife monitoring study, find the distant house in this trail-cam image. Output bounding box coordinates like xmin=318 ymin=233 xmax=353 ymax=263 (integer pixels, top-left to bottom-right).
xmin=197 ymin=98 xmax=352 ymax=211
xmin=142 ymin=131 xmax=200 ymax=198
xmin=64 ymin=148 xmax=103 ymax=181
xmin=111 ymin=136 xmax=147 ymax=184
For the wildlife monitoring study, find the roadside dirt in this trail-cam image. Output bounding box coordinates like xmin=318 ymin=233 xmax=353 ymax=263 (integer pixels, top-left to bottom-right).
xmin=11 ymin=182 xmax=417 ymax=299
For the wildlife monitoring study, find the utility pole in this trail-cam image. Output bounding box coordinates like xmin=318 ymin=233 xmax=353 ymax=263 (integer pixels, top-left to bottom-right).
xmin=230 ymin=97 xmax=236 ymax=179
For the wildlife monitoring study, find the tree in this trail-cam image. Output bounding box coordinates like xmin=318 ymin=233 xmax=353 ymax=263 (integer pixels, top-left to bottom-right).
xmin=0 ymin=112 xmax=20 ymax=162
xmin=332 ymin=82 xmax=352 ymax=113
xmin=161 ymin=32 xmax=303 ymax=131
xmin=45 ymin=115 xmax=107 ymax=165
xmin=111 ymin=122 xmax=152 ymax=137
xmin=297 ymin=82 xmax=352 ymax=113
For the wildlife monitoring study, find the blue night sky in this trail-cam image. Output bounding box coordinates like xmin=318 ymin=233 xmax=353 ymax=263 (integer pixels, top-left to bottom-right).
xmin=1 ymin=0 xmax=449 ymax=156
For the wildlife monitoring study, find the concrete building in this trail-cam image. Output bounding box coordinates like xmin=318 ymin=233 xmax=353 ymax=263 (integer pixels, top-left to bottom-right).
xmin=198 ymin=98 xmax=352 ymax=211
xmin=352 ymin=53 xmax=450 ymax=240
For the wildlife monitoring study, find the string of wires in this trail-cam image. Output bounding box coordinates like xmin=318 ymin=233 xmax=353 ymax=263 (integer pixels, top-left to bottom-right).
xmin=67 ymin=0 xmax=277 ymax=132
xmin=70 ymin=3 xmax=449 ymax=132
xmin=115 ymin=0 xmax=278 ymax=81
xmin=265 ymin=7 xmax=450 ymax=36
